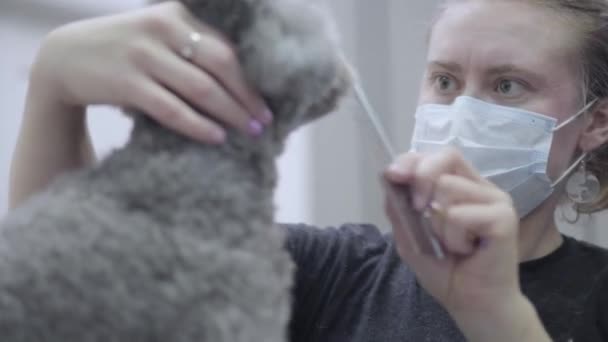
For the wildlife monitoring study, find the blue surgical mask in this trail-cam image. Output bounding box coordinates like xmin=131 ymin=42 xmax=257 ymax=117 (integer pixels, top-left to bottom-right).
xmin=411 ymin=96 xmax=595 ymax=218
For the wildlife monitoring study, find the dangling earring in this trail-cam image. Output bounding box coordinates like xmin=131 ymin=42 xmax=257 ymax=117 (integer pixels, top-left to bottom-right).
xmin=559 ymin=202 xmax=580 ymax=224
xmin=566 ymin=156 xmax=601 ymax=204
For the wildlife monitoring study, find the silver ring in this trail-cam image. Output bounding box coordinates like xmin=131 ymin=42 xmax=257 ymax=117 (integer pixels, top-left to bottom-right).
xmin=180 ymin=32 xmax=202 ymax=60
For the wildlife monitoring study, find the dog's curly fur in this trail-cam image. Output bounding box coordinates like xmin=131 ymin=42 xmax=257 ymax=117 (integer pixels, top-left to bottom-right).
xmin=0 ymin=0 xmax=350 ymax=340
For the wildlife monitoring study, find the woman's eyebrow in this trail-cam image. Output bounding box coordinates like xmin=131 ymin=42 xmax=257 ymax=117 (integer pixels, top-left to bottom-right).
xmin=427 ymin=61 xmax=548 ymax=85
xmin=428 ymin=60 xmax=462 ymax=74
xmin=485 ymin=64 xmax=547 ymax=83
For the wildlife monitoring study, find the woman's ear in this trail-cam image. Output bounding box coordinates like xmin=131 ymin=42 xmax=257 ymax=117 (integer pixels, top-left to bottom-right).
xmin=580 ymin=99 xmax=608 ymax=152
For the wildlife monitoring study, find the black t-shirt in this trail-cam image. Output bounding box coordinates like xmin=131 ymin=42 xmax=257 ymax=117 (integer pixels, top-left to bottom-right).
xmin=284 ymin=223 xmax=608 ymax=342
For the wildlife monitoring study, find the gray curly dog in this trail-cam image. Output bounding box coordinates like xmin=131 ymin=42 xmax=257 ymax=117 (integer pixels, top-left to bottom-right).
xmin=0 ymin=0 xmax=351 ymax=340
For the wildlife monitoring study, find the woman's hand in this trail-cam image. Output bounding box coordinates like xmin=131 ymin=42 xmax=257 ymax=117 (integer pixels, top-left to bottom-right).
xmin=31 ymin=1 xmax=271 ymax=143
xmin=11 ymin=2 xmax=271 ymax=208
xmin=384 ymin=148 xmax=551 ymax=342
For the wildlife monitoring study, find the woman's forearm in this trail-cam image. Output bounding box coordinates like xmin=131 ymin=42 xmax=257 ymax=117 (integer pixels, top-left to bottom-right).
xmin=9 ymin=79 xmax=96 ymax=210
xmin=514 ymin=301 xmax=552 ymax=342
xmin=8 ymin=2 xmax=269 ymax=210
xmin=453 ymin=295 xmax=551 ymax=342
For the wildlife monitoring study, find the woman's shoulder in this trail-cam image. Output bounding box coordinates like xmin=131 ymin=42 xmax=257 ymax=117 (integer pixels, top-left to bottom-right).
xmin=566 ymin=235 xmax=608 ymax=270
xmin=282 ymin=222 xmax=389 ymax=243
xmin=283 ymin=223 xmax=404 ymax=275
xmin=574 ymin=265 xmax=608 ymax=341
xmin=281 ymin=222 xmax=392 ymax=261
xmin=561 ymin=237 xmax=608 ymax=341
xmin=522 ymin=235 xmax=608 ymax=275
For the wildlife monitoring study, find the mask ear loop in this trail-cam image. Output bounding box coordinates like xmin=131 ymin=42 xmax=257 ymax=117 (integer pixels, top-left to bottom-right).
xmin=554 ymin=154 xmax=586 ymax=226
xmin=552 ymin=99 xmax=598 ymax=132
xmin=552 ymin=98 xmax=597 ymax=220
xmin=551 ymin=99 xmax=598 ymax=187
xmin=552 ymin=153 xmax=588 ymax=188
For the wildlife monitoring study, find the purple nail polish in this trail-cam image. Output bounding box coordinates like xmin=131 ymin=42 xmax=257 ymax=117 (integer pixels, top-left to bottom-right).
xmin=249 ymin=119 xmax=264 ymax=136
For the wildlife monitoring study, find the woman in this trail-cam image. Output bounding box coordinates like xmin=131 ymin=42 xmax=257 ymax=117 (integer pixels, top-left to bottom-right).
xmin=9 ymin=0 xmax=608 ymax=341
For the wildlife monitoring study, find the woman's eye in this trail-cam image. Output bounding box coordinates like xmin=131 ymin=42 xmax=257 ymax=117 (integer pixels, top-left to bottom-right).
xmin=433 ymin=75 xmax=458 ymax=94
xmin=495 ymin=79 xmax=526 ymax=98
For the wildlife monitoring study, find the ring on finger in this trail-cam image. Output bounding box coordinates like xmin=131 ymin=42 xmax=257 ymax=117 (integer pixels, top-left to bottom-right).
xmin=180 ymin=31 xmax=202 ymax=61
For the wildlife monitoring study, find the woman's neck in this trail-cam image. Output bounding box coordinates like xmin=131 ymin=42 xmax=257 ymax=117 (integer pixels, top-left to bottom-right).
xmin=518 ymin=196 xmax=564 ymax=262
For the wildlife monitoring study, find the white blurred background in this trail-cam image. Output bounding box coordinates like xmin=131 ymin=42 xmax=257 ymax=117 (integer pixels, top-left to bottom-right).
xmin=0 ymin=0 xmax=606 ymax=246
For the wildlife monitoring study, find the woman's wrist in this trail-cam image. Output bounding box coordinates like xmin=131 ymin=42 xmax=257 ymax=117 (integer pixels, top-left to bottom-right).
xmin=24 ymin=76 xmax=85 ymax=128
xmin=9 ymin=58 xmax=92 ymax=209
xmin=28 ymin=29 xmax=85 ymax=114
xmin=450 ymin=294 xmax=551 ymax=342
xmin=26 ymin=45 xmax=87 ymax=124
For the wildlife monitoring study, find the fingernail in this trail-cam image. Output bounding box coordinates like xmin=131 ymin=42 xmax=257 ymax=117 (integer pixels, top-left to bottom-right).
xmin=249 ymin=119 xmax=264 ymax=136
xmin=260 ymin=108 xmax=274 ymax=125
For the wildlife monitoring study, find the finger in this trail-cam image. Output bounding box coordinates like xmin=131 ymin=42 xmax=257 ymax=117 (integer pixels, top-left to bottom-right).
xmin=384 ymin=152 xmax=422 ymax=183
xmin=442 ymin=203 xmax=518 ymax=258
xmin=128 ymin=75 xmax=226 ymax=144
xmin=385 ymin=194 xmax=419 ymax=260
xmin=385 ymin=195 xmax=446 ymax=274
xmin=412 ymin=148 xmax=484 ymax=210
xmin=186 ymin=32 xmax=274 ymax=124
xmin=140 ymin=44 xmax=265 ymax=137
xmin=172 ymin=10 xmax=273 ymax=124
xmin=427 ymin=175 xmax=511 ymax=251
xmin=429 ymin=204 xmax=477 ymax=255
xmin=433 ymin=174 xmax=510 ymax=207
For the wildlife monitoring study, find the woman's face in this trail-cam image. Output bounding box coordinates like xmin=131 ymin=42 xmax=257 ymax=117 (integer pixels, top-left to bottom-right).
xmin=420 ymin=0 xmax=585 ymax=179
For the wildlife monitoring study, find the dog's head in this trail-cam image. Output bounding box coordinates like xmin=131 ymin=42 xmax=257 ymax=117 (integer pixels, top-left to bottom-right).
xmin=179 ymin=0 xmax=352 ymax=141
